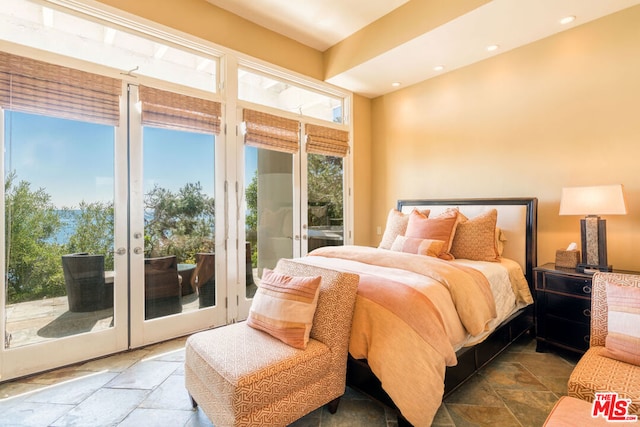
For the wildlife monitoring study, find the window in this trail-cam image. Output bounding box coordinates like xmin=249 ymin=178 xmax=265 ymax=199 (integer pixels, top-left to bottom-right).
xmin=0 ymin=0 xmax=219 ymax=92
xmin=239 ymin=67 xmax=345 ymax=124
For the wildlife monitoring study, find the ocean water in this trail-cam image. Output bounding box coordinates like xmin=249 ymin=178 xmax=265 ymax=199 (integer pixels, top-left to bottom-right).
xmin=48 ymin=210 xmax=149 ymax=245
xmin=48 ymin=210 xmax=81 ymax=245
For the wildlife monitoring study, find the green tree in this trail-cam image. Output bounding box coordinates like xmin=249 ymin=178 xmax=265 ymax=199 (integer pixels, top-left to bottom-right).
xmin=307 ymin=153 xmax=343 ymax=224
xmin=245 ymin=170 xmax=258 ymax=231
xmin=63 ymin=201 xmax=115 ymax=270
xmin=4 ymin=173 xmax=64 ymax=303
xmin=245 ymin=170 xmax=258 ymax=264
xmin=4 ymin=170 xmax=215 ymax=302
xmin=144 ymin=182 xmax=214 ymax=262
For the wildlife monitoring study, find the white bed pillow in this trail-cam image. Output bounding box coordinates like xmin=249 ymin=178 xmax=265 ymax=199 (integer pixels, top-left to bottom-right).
xmin=378 ymin=208 xmax=429 ymax=250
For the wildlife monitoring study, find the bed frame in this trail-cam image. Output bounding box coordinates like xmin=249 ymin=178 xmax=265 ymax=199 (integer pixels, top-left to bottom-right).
xmin=346 ymin=197 xmax=538 ymax=426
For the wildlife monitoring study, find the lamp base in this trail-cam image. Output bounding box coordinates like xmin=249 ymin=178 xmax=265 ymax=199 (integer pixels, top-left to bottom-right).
xmin=580 ymin=217 xmax=608 ymax=268
xmin=577 ymin=263 xmax=612 ymax=274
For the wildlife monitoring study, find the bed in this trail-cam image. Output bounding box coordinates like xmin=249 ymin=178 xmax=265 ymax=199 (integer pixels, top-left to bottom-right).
xmin=289 ymin=197 xmax=538 ymax=426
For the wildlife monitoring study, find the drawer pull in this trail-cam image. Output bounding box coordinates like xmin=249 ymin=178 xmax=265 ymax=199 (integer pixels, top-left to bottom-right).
xmin=582 ymin=285 xmax=592 ymax=294
xmin=583 ymin=308 xmax=591 ymax=317
xmin=584 ymin=335 xmax=590 ymax=343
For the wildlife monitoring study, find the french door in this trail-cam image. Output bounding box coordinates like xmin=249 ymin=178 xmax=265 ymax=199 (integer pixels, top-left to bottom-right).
xmin=0 ymin=84 xmax=227 ymax=380
xmin=1 ymin=103 xmax=130 ymax=380
xmin=237 ymin=108 xmax=347 ymax=319
xmin=127 ymin=84 xmax=227 ymax=347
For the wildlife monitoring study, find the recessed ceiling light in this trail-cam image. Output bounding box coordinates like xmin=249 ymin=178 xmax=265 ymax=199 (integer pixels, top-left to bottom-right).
xmin=433 ymin=65 xmax=444 ymax=72
xmin=486 ymin=44 xmax=499 ymax=52
xmin=560 ymin=15 xmax=576 ymax=25
xmin=391 ymin=82 xmax=401 ymax=87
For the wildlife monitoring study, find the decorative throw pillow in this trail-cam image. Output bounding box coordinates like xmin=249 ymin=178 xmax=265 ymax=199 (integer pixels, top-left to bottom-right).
xmin=247 ymin=269 xmax=322 ymax=350
xmin=450 ymin=209 xmax=500 ymax=262
xmin=602 ymin=281 xmax=640 ymax=366
xmin=404 ymin=209 xmax=460 ymax=260
xmin=378 ymin=208 xmax=430 ymax=250
xmin=390 ymin=236 xmax=445 ymax=257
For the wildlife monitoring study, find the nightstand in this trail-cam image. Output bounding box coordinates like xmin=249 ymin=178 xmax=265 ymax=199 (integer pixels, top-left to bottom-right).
xmin=534 ymin=263 xmax=594 ymax=354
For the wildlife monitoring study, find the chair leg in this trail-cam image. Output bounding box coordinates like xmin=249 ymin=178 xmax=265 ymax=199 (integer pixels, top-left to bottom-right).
xmin=327 ymin=396 xmax=341 ymax=414
xmin=189 ymin=394 xmax=198 ymax=409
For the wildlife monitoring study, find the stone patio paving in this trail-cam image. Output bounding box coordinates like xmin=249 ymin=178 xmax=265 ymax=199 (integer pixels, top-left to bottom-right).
xmin=4 ymin=293 xmax=200 ymax=349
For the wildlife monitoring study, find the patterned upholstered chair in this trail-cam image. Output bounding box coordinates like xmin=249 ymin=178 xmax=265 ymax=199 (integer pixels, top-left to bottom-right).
xmin=184 ymin=259 xmax=359 ymax=427
xmin=567 ymin=272 xmax=640 ymax=415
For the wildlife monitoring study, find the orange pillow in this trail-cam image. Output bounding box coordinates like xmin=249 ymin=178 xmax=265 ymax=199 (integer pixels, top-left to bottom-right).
xmin=405 ymin=209 xmax=460 ymax=260
xmin=247 ymin=269 xmax=321 ymax=349
xmin=390 ymin=236 xmax=444 ymax=257
xmin=450 ymin=209 xmax=500 ymax=262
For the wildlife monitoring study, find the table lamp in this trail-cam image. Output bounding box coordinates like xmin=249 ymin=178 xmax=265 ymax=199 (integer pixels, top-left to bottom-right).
xmin=559 ymin=184 xmax=627 ymax=273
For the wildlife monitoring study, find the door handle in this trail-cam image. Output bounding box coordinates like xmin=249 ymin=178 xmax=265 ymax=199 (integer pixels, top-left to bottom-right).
xmin=115 ymin=247 xmax=127 ymax=256
xmin=133 ymin=247 xmax=143 ymax=255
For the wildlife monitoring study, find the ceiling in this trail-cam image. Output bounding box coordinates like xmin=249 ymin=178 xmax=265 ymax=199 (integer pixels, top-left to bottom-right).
xmin=206 ymin=0 xmax=640 ymax=98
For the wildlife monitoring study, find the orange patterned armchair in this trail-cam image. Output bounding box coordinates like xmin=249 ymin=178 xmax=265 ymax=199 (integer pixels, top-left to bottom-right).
xmin=567 ymin=272 xmax=640 ymax=415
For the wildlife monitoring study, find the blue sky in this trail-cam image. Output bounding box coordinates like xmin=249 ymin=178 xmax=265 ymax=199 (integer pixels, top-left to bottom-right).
xmin=3 ymin=112 xmax=253 ymax=209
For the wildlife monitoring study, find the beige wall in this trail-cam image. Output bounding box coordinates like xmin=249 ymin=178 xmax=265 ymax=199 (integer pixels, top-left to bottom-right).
xmin=367 ymin=5 xmax=640 ymax=271
xmin=352 ymin=94 xmax=372 ymax=246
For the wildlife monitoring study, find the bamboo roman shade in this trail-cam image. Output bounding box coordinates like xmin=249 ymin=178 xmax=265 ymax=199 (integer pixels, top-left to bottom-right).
xmin=305 ymin=123 xmax=350 ymax=157
xmin=139 ymin=85 xmax=221 ymax=135
xmin=0 ymin=51 xmax=122 ymax=126
xmin=243 ymin=109 xmax=300 ymax=153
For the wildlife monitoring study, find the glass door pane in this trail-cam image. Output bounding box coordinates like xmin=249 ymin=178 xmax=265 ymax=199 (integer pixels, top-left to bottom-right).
xmin=4 ymin=112 xmax=116 ymax=348
xmin=307 ymin=153 xmax=344 ymax=252
xmin=2 ymin=109 xmax=128 ymax=381
xmin=244 ymin=146 xmax=294 ymax=298
xmin=142 ymin=127 xmax=216 ymax=319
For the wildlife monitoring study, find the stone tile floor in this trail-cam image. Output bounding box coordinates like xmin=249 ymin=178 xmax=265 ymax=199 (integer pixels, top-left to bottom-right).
xmin=0 ymin=333 xmax=579 ymax=426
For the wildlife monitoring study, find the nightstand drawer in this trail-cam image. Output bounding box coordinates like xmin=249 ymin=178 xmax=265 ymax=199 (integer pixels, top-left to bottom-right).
xmin=545 ymin=293 xmax=591 ymax=324
xmin=545 ymin=273 xmax=592 ymax=297
xmin=546 ymin=317 xmax=590 ymax=351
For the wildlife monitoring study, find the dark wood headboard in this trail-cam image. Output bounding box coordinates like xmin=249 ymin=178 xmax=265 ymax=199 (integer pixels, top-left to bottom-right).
xmin=397 ymin=198 xmax=538 ymax=286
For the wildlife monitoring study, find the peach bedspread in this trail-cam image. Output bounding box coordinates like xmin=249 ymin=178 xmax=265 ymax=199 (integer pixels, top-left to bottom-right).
xmin=302 ymin=245 xmax=499 ymax=426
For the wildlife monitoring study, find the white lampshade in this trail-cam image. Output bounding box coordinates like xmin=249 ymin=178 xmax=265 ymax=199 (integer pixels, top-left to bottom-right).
xmin=559 ymin=184 xmax=627 ymax=216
